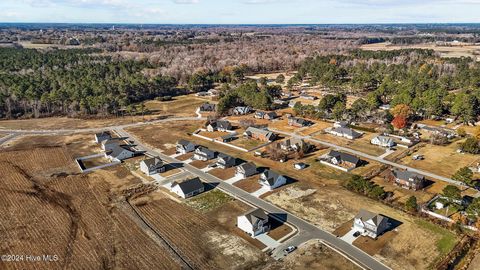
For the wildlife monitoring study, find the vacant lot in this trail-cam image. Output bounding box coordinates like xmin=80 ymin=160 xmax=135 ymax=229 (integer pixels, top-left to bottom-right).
xmin=399 ymin=140 xmax=480 ymax=178
xmin=234 ymin=175 xmax=262 ymax=192
xmin=230 ymin=137 xmax=266 ymax=150
xmin=209 ymin=167 xmax=236 ymax=180
xmin=144 ymin=95 xmax=207 ymax=117
xmin=314 ymin=131 xmax=385 ymax=156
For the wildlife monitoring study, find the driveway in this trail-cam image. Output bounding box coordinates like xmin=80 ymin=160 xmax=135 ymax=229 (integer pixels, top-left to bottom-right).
xmin=340 ymin=228 xmax=359 ymax=244
xmin=224 ymin=175 xmax=243 ymax=184
xmin=251 ymin=186 xmax=270 ymax=198
xmin=255 ymin=233 xmax=280 ymax=250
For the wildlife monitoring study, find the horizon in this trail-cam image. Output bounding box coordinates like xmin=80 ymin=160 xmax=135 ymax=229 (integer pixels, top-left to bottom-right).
xmin=1 ymin=0 xmax=480 ymax=25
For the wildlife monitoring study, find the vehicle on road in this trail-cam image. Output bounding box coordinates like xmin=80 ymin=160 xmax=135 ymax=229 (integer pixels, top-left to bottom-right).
xmin=284 ymin=246 xmax=297 ymax=254
xmin=353 ymin=231 xmax=361 ymax=237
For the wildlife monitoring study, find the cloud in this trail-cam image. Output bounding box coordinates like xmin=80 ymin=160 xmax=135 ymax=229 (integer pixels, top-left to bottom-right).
xmin=242 ymin=0 xmax=288 ymax=4
xmin=173 ymin=0 xmax=199 ymax=4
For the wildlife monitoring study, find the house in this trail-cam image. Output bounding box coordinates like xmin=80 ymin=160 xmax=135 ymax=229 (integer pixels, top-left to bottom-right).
xmin=199 ymin=103 xmax=216 ymax=112
xmin=353 ymin=209 xmax=389 ymax=239
xmin=170 ymin=177 xmax=204 ymax=199
xmin=207 ymin=89 xmax=219 ymax=96
xmin=101 ymin=138 xmax=125 ymax=151
xmin=254 ymin=111 xmax=266 ymax=119
xmin=193 ymin=146 xmax=216 ymax=161
xmin=195 ymin=91 xmax=209 ymax=97
xmin=288 ymin=116 xmax=312 ymax=127
xmin=259 ymin=170 xmax=287 ymax=190
xmin=279 ymin=138 xmax=308 ymax=152
xmin=207 ymin=120 xmax=233 ymax=132
xmin=244 ymin=127 xmax=276 ymax=142
xmin=371 ymin=135 xmax=396 ymax=148
xmin=379 ymin=104 xmax=391 ymax=111
xmin=321 ymin=150 xmax=361 ymax=171
xmin=391 ymin=169 xmax=425 ymax=190
xmin=237 ymin=208 xmax=270 ymax=237
xmin=104 ymin=144 xmax=135 ymax=162
xmin=294 ymin=162 xmax=307 ymax=170
xmin=216 ymin=153 xmax=236 ymax=169
xmin=254 ymin=111 xmax=277 ymax=120
xmin=233 ymin=106 xmax=252 ymax=115
xmin=176 ymin=140 xmax=197 ymax=154
xmin=333 ymin=121 xmax=349 ymax=128
xmin=95 ymin=131 xmax=111 ymax=143
xmin=140 ymin=157 xmax=166 ymax=175
xmin=220 ymin=133 xmax=236 ymax=142
xmin=328 ymin=127 xmax=362 ymax=140
xmin=273 ymin=99 xmax=288 ymax=107
xmin=300 ymin=94 xmax=317 ymax=100
xmin=235 ymin=162 xmax=257 ymax=179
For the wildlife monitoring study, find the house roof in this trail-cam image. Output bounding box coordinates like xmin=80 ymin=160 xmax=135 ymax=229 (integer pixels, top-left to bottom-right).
xmin=355 ymin=209 xmax=386 ymax=227
xmin=245 ymin=127 xmax=275 ymax=140
xmin=328 ymin=150 xmax=360 ymax=165
xmin=266 ymin=112 xmax=277 ymax=118
xmin=107 ymin=144 xmax=134 ymax=158
xmin=237 ymin=162 xmax=257 ymax=173
xmin=392 ymin=169 xmax=424 ymax=182
xmin=196 ymin=146 xmax=215 ymax=156
xmin=332 ymin=127 xmax=362 ymax=138
xmin=177 ymin=139 xmax=194 ymax=147
xmin=281 ymin=138 xmax=305 ymax=148
xmin=242 ymin=208 xmax=268 ymax=225
xmin=141 ymin=157 xmax=163 ymax=168
xmin=199 ymin=103 xmax=216 ymax=111
xmin=171 ymin=177 xmax=204 ymax=194
xmin=261 ymin=170 xmax=283 ymax=186
xmin=95 ymin=131 xmax=111 ymax=138
xmin=374 ymin=136 xmax=394 ymax=145
xmin=289 ymin=116 xmax=310 ymax=126
xmin=218 ymin=153 xmax=235 ymax=163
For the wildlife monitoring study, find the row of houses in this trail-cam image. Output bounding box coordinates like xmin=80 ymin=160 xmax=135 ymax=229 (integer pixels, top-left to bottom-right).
xmin=95 ymin=132 xmax=136 ymax=162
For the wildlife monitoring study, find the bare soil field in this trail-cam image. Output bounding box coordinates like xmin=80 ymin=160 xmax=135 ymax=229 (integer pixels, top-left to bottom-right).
xmin=399 ymin=140 xmax=480 ymax=178
xmin=190 ymin=159 xmax=213 ymax=169
xmin=209 ymin=167 xmax=236 ymax=180
xmin=234 ymin=175 xmax=262 ymax=193
xmin=353 ymin=231 xmax=398 ymax=256
xmin=361 ymin=42 xmax=480 ymax=61
xmin=230 ymin=137 xmax=266 ymax=150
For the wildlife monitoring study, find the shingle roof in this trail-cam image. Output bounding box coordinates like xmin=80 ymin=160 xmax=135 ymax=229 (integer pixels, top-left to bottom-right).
xmin=392 ymin=169 xmax=424 ymax=182
xmin=237 ymin=162 xmax=257 ymax=173
xmin=261 ymin=170 xmax=283 ymax=186
xmin=332 ymin=127 xmax=362 ymax=138
xmin=218 ymin=153 xmax=235 ymax=163
xmin=374 ymin=135 xmax=394 ymax=145
xmin=171 ymin=177 xmax=204 ymax=194
xmin=328 ymin=150 xmax=360 ymax=165
xmin=177 ymin=139 xmax=194 ymax=147
xmin=142 ymin=157 xmax=163 ymax=168
xmin=242 ymin=208 xmax=268 ymax=225
xmin=355 ymin=209 xmax=386 ymax=227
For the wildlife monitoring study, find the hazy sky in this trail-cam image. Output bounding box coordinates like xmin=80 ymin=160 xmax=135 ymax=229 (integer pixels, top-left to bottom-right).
xmin=1 ymin=0 xmax=480 ymax=24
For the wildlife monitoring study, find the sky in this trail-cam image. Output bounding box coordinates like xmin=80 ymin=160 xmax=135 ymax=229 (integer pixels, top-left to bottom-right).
xmin=1 ymin=0 xmax=480 ymax=24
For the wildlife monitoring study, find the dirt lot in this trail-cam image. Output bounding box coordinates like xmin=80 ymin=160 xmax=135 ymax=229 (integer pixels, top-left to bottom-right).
xmin=190 ymin=159 xmax=213 ymax=169
xmin=399 ymin=140 xmax=480 ymax=178
xmin=353 ymin=231 xmax=398 ymax=256
xmin=197 ymin=130 xmax=231 ymax=139
xmin=234 ymin=175 xmax=262 ymax=193
xmin=230 ymin=137 xmax=267 ymax=150
xmin=209 ymin=167 xmax=236 ymax=180
xmin=267 ymin=218 xmax=293 ymax=241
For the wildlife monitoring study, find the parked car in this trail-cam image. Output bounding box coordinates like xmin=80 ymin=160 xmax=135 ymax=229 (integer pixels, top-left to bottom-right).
xmin=353 ymin=231 xmax=361 ymax=237
xmin=284 ymin=246 xmax=297 ymax=254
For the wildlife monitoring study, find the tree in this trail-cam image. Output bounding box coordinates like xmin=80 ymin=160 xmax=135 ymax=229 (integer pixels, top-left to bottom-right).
xmin=275 ymin=74 xmax=285 ymax=84
xmin=405 ymin=196 xmax=418 ymax=212
xmin=456 ymin=127 xmax=466 ymax=137
xmin=442 ymin=185 xmax=461 ymax=201
xmin=466 ymin=197 xmax=480 ymax=219
xmin=460 ymin=137 xmax=480 ymax=154
xmin=332 ymin=101 xmax=346 ymax=120
xmin=391 ymin=116 xmax=407 ymax=129
xmin=391 ymin=104 xmax=412 ymax=118
xmin=452 ymin=167 xmax=474 ymax=186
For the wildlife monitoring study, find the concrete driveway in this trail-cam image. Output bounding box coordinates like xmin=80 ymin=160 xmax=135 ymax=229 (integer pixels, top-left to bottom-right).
xmin=224 ymin=175 xmax=243 ymax=184
xmin=340 ymin=228 xmax=359 ymax=244
xmin=255 ymin=233 xmax=280 ymax=250
xmin=251 ymin=186 xmax=270 ymax=198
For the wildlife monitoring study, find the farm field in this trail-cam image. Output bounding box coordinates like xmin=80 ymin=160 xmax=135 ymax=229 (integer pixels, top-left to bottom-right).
xmin=399 ymin=140 xmax=480 ymax=178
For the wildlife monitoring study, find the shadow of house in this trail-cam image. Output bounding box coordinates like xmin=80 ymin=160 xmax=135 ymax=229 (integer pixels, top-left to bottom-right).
xmin=203 ymin=181 xmax=220 ymax=192
xmin=382 ymin=215 xmax=403 ymax=234
xmin=268 ymin=213 xmax=289 ymax=228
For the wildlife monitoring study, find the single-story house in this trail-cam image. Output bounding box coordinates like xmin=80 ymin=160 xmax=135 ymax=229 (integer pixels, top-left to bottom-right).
xmin=300 ymin=94 xmax=317 ymax=100
xmin=294 ymin=162 xmax=307 ymax=170
xmin=328 ymin=127 xmax=362 ymax=140
xmin=322 ymin=150 xmax=361 ymax=170
xmin=176 ymin=140 xmax=197 ymax=154
xmin=391 ymin=169 xmax=425 ymax=190
xmin=193 ymin=146 xmax=216 ymax=161
xmin=233 ymin=106 xmax=252 ymax=115
xmin=220 ymin=133 xmax=236 ymax=142
xmin=140 ymin=157 xmax=166 ymax=175
xmin=333 ymin=121 xmax=349 ymax=128
xmin=216 ymin=153 xmax=236 ymax=169
xmin=288 ymin=116 xmax=312 ymax=127
xmin=199 ymin=103 xmax=216 ymax=112
xmin=353 ymin=209 xmax=389 ymax=239
xmin=244 ymin=127 xmax=276 ymax=142
xmin=259 ymin=170 xmax=287 ymax=190
xmin=254 ymin=111 xmax=277 ymax=120
xmin=170 ymin=177 xmax=205 ymax=199
xmin=207 ymin=120 xmax=233 ymax=132
xmin=104 ymin=144 xmax=135 ymax=162
xmin=371 ymin=135 xmax=396 ymax=148
xmin=95 ymin=131 xmax=111 ymax=143
xmin=235 ymin=162 xmax=258 ymax=179
xmin=237 ymin=208 xmax=270 ymax=237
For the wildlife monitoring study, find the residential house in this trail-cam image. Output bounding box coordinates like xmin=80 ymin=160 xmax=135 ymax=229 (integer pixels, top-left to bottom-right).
xmin=391 ymin=169 xmax=425 ymax=190
xmin=216 ymin=153 xmax=236 ymax=169
xmin=371 ymin=135 xmax=396 ymax=148
xmin=259 ymin=170 xmax=287 ymax=190
xmin=199 ymin=103 xmax=216 ymax=112
xmin=104 ymin=143 xmax=135 ymax=162
xmin=176 ymin=140 xmax=197 ymax=154
xmin=195 ymin=91 xmax=209 ymax=97
xmin=333 ymin=121 xmax=349 ymax=128
xmin=353 ymin=209 xmax=389 ymax=239
xmin=328 ymin=127 xmax=362 ymax=140
xmin=170 ymin=177 xmax=205 ymax=199
xmin=235 ymin=162 xmax=257 ymax=179
xmin=233 ymin=106 xmax=252 ymax=115
xmin=140 ymin=157 xmax=166 ymax=175
xmin=254 ymin=111 xmax=266 ymax=119
xmin=207 ymin=89 xmax=219 ymax=96
xmin=237 ymin=208 xmax=270 ymax=237
xmin=244 ymin=127 xmax=276 ymax=142
xmin=294 ymin=162 xmax=307 ymax=170
xmin=279 ymin=138 xmax=308 ymax=152
xmin=254 ymin=111 xmax=277 ymax=120
xmin=321 ymin=150 xmax=361 ymax=171
xmin=101 ymin=138 xmax=125 ymax=151
xmin=300 ymin=94 xmax=317 ymax=100
xmin=207 ymin=120 xmax=233 ymax=132
xmin=288 ymin=116 xmax=312 ymax=127
xmin=220 ymin=133 xmax=236 ymax=143
xmin=379 ymin=104 xmax=391 ymax=111
xmin=95 ymin=131 xmax=111 ymax=143
xmin=193 ymin=146 xmax=216 ymax=161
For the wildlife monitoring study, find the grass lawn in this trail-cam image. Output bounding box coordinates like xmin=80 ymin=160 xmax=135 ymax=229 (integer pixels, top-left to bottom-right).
xmin=414 ymin=219 xmax=457 ymax=256
xmin=185 ymin=189 xmax=234 ymax=213
xmin=230 ymin=138 xmax=266 ymax=150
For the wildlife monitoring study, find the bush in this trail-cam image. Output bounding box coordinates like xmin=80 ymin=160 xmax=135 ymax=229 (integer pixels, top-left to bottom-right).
xmin=155 ymin=96 xmax=172 ymax=101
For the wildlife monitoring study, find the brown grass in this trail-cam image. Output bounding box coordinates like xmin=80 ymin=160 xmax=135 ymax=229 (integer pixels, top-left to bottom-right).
xmin=234 ymin=176 xmax=262 ymax=193
xmin=353 ymin=231 xmax=398 ymax=256
xmin=333 ymin=219 xmax=354 ymax=237
xmin=209 ymin=167 xmax=236 ymax=180
xmin=190 ymin=159 xmax=212 ymax=169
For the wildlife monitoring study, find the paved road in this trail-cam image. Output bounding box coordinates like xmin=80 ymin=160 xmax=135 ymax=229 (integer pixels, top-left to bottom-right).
xmin=115 ymin=128 xmax=390 ymax=270
xmin=0 ymin=133 xmax=19 ymax=146
xmin=270 ymin=128 xmax=466 ymax=187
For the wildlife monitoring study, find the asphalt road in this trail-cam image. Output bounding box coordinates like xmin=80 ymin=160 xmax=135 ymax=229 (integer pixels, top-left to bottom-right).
xmin=115 ymin=128 xmax=391 ymax=270
xmin=270 ymin=128 xmax=467 ymax=187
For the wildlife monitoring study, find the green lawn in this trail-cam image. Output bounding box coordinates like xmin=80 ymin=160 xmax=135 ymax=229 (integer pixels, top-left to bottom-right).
xmin=185 ymin=189 xmax=234 ymax=213
xmin=415 ymin=219 xmax=458 ymax=255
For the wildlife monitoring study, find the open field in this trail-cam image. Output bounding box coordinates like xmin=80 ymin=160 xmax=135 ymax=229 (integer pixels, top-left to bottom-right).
xmin=143 ymin=95 xmax=207 ymax=117
xmin=314 ymin=131 xmax=386 ymax=156
xmin=361 ymin=42 xmax=480 ymax=60
xmin=190 ymin=159 xmax=213 ymax=169
xmin=197 ymin=130 xmax=231 ymax=139
xmin=230 ymin=137 xmax=266 ymax=150
xmin=297 ymin=120 xmax=333 ymax=136
xmin=234 ymin=175 xmax=262 ymax=192
xmin=209 ymin=167 xmax=236 ymax=180
xmin=399 ymin=140 xmax=480 ymax=178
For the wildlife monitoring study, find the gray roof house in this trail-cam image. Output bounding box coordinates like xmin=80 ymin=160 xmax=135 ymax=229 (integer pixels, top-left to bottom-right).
xmin=140 ymin=157 xmax=165 ymax=175
xmin=193 ymin=146 xmax=216 ymax=161
xmin=199 ymin=103 xmax=216 ymax=112
xmin=321 ymin=150 xmax=361 ymax=171
xmin=259 ymin=170 xmax=287 ymax=190
xmin=176 ymin=140 xmax=197 ymax=154
xmin=244 ymin=127 xmax=276 ymax=142
xmin=235 ymin=162 xmax=257 ymax=179
xmin=216 ymin=153 xmax=236 ymax=169
xmin=233 ymin=106 xmax=252 ymax=115
xmin=279 ymin=138 xmax=308 ymax=152
xmin=391 ymin=169 xmax=425 ymax=190
xmin=104 ymin=144 xmax=135 ymax=162
xmin=207 ymin=120 xmax=233 ymax=132
xmin=328 ymin=127 xmax=363 ymax=140
xmin=288 ymin=116 xmax=312 ymax=127
xmin=237 ymin=208 xmax=270 ymax=236
xmin=371 ymin=135 xmax=396 ymax=148
xmin=353 ymin=209 xmax=389 ymax=239
xmin=170 ymin=177 xmax=205 ymax=199
xmin=95 ymin=131 xmax=111 ymax=143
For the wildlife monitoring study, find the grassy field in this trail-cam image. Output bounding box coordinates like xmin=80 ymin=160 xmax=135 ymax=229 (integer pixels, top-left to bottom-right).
xmin=185 ymin=189 xmax=235 ymax=213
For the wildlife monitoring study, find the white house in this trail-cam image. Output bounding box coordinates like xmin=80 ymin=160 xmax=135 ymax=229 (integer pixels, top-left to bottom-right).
xmin=104 ymin=144 xmax=135 ymax=162
xmin=328 ymin=127 xmax=362 ymax=140
xmin=259 ymin=170 xmax=287 ymax=190
xmin=294 ymin=162 xmax=307 ymax=170
xmin=237 ymin=208 xmax=270 ymax=237
xmin=235 ymin=162 xmax=257 ymax=179
xmin=371 ymin=135 xmax=396 ymax=148
xmin=216 ymin=153 xmax=236 ymax=169
xmin=333 ymin=121 xmax=349 ymax=128
xmin=169 ymin=177 xmax=205 ymax=199
xmin=193 ymin=147 xmax=215 ymax=161
xmin=353 ymin=209 xmax=389 ymax=239
xmin=176 ymin=140 xmax=196 ymax=154
xmin=207 ymin=120 xmax=233 ymax=132
xmin=140 ymin=157 xmax=165 ymax=175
